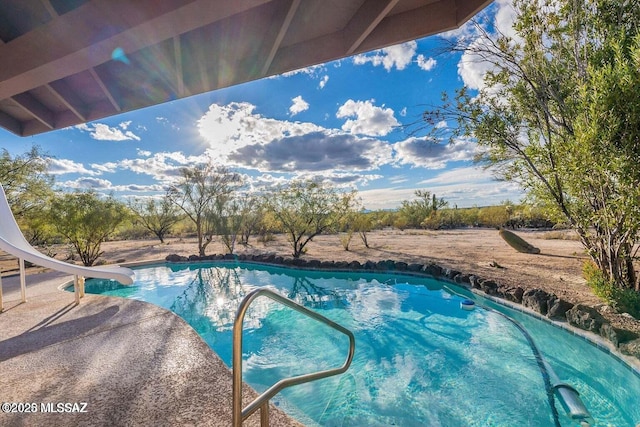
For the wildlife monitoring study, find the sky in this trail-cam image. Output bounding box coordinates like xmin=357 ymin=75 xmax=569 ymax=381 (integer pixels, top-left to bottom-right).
xmin=0 ymin=0 xmax=523 ymax=211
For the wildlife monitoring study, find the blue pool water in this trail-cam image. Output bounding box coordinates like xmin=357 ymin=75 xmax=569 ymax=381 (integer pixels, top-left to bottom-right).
xmin=80 ymin=262 xmax=640 ymax=426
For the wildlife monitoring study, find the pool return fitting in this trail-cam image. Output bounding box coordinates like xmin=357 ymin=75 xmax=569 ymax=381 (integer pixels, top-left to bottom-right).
xmin=231 ymin=287 xmax=355 ymax=427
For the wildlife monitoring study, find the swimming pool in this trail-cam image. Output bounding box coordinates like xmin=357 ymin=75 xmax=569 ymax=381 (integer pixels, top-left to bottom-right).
xmin=80 ymin=262 xmax=640 ymax=426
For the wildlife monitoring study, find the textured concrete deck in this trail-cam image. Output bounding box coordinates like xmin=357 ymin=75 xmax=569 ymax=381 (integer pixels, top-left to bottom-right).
xmin=0 ymin=271 xmax=303 ymax=426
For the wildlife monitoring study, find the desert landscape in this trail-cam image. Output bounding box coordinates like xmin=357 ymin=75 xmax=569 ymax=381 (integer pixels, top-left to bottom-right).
xmin=2 ymin=228 xmax=639 ymax=335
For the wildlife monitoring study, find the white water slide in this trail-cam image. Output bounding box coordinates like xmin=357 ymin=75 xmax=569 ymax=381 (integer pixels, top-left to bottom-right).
xmin=0 ymin=185 xmax=135 ymax=311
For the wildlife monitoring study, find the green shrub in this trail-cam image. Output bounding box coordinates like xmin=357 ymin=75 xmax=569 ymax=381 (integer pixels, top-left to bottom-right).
xmin=583 ymin=261 xmax=640 ymax=319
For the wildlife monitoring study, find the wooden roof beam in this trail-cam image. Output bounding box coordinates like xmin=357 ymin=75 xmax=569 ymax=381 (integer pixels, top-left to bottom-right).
xmin=344 ymin=0 xmax=400 ymax=55
xmin=46 ymin=81 xmax=87 ymax=121
xmin=0 ymin=0 xmax=271 ymax=100
xmin=11 ymin=93 xmax=54 ymax=129
xmin=89 ymin=68 xmax=121 ymax=112
xmin=261 ymin=0 xmax=301 ymax=77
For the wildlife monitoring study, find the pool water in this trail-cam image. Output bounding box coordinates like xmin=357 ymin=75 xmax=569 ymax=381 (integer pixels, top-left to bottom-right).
xmin=81 ymin=262 xmax=640 ymax=426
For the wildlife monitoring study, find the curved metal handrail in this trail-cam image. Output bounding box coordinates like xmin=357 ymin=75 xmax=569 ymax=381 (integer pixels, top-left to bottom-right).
xmin=232 ymin=287 xmax=355 ymax=426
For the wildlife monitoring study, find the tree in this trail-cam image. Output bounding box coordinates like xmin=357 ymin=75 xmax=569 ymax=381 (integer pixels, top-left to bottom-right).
xmin=237 ymin=194 xmax=263 ymax=246
xmin=397 ymin=190 xmax=448 ymax=228
xmin=265 ymin=181 xmax=358 ymax=258
xmin=424 ymin=0 xmax=640 ymax=291
xmin=49 ymin=191 xmax=128 ymax=266
xmin=0 ymin=147 xmax=55 ymax=243
xmin=214 ymin=195 xmax=243 ymax=254
xmin=169 ymin=164 xmax=242 ymax=256
xmin=353 ymin=212 xmax=373 ymax=248
xmin=128 ymin=193 xmax=183 ymax=243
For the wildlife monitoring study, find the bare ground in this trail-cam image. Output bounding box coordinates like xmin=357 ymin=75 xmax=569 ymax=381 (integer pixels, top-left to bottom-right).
xmin=3 ymin=228 xmax=639 ymax=335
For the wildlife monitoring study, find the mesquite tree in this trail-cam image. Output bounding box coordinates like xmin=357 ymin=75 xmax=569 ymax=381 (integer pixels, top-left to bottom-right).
xmin=424 ymin=0 xmax=640 ymax=291
xmin=49 ymin=191 xmax=128 ymax=266
xmin=265 ymin=181 xmax=358 ymax=258
xmin=128 ymin=193 xmax=182 ymax=243
xmin=169 ymin=164 xmax=242 ymax=256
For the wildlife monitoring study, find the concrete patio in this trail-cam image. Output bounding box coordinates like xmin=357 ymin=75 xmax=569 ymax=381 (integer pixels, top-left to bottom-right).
xmin=0 ymin=269 xmax=302 ymax=426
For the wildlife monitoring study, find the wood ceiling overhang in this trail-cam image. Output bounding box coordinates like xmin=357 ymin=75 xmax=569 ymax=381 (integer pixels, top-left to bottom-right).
xmin=0 ymin=0 xmax=491 ymax=137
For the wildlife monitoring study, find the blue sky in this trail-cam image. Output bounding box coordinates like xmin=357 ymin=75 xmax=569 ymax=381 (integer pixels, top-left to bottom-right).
xmin=0 ymin=0 xmax=522 ymax=210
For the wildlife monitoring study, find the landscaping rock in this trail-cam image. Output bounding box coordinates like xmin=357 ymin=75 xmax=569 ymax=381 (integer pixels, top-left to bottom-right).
xmin=165 ymin=254 xmax=186 ymax=262
xmin=499 ymin=286 xmax=524 ymax=303
xmin=320 ymin=261 xmax=335 ymax=269
xmin=291 ymin=258 xmax=307 ymax=267
xmin=566 ymin=304 xmax=605 ymax=333
xmin=395 ymin=261 xmax=408 ymax=271
xmin=422 ymin=263 xmax=443 ymax=277
xmin=619 ymin=338 xmax=640 ymax=359
xmin=364 ymin=260 xmax=376 ymax=270
xmin=547 ymin=297 xmax=574 ymax=320
xmin=444 ymin=268 xmax=461 ymax=279
xmin=348 ymin=260 xmax=362 ymax=270
xmin=522 ymin=289 xmax=552 ymax=315
xmin=334 ymin=261 xmax=350 ymax=269
xmin=375 ymin=260 xmax=395 ymax=271
xmin=454 ymin=273 xmax=471 ymax=285
xmin=480 ymin=279 xmax=498 ymax=296
xmin=306 ymin=259 xmax=321 ymax=268
xmin=599 ymin=323 xmax=620 ymax=346
xmin=407 ymin=263 xmax=423 ymax=272
xmin=469 ymin=275 xmax=481 ymax=289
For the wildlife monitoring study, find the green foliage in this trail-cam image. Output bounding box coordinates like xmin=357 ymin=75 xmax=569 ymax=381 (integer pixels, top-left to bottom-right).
xmin=0 ymin=146 xmax=55 ymax=242
xmin=425 ymin=0 xmax=640 ymax=291
xmin=49 ymin=191 xmax=128 ymax=266
xmin=498 ymin=228 xmax=540 ymax=254
xmin=265 ymin=181 xmax=358 ymax=257
xmin=129 ymin=193 xmax=183 ymax=243
xmin=169 ymin=163 xmax=242 ymax=256
xmin=583 ymin=261 xmax=640 ymax=319
xmin=397 ymin=190 xmax=447 ymax=229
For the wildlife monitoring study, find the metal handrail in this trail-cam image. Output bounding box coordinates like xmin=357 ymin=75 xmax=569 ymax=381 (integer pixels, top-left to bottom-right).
xmin=232 ymin=287 xmax=356 ymax=427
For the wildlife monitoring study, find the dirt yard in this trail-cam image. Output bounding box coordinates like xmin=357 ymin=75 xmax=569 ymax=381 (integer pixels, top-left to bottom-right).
xmin=3 ymin=228 xmax=639 ymax=334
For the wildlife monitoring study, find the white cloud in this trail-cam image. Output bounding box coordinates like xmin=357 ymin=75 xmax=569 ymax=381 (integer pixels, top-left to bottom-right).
xmin=137 ymin=148 xmax=152 ymax=156
xmin=494 ymin=0 xmax=518 ymax=40
xmin=116 ymin=151 xmax=205 ymax=183
xmin=457 ymin=0 xmax=518 ymax=91
xmin=319 ymin=75 xmax=329 ymax=89
xmin=359 ymin=167 xmax=523 ymax=210
xmin=76 ymin=122 xmax=141 ymax=141
xmin=417 ymin=166 xmax=524 ymax=206
xmin=48 ymin=158 xmax=99 ymax=176
xmin=58 ymin=177 xmax=113 ymax=190
xmin=416 ymin=55 xmax=437 ymax=71
xmin=353 ymin=41 xmax=417 ymax=71
xmin=57 ymin=178 xmax=165 ymax=193
xmin=394 ymin=137 xmax=479 ymax=169
xmin=198 ymin=102 xmax=324 ymax=163
xmin=289 ymin=95 xmax=309 ymax=116
xmin=277 ymin=63 xmax=326 ymax=78
xmin=90 ymin=162 xmax=118 ymax=174
xmin=457 ymin=38 xmax=497 ymax=91
xmin=156 ymin=116 xmax=180 ymax=131
xmin=336 ymin=99 xmax=399 ymax=136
